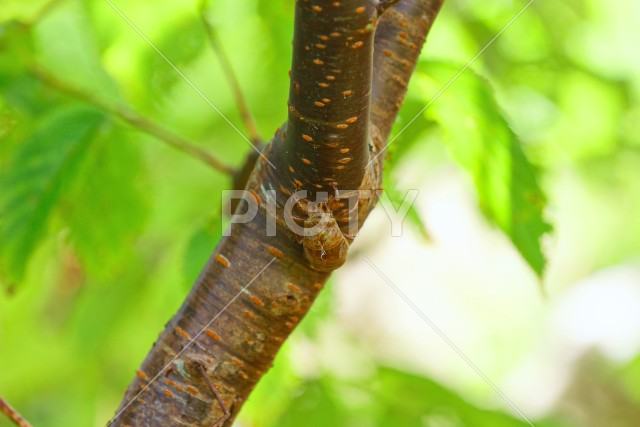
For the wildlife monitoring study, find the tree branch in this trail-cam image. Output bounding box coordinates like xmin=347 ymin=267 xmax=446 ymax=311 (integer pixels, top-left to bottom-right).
xmin=281 ymin=0 xmax=377 ymax=194
xmin=200 ymin=3 xmax=264 ymax=147
xmin=29 ymin=65 xmax=237 ymax=176
xmin=371 ymin=0 xmax=445 ymax=143
xmin=0 ymin=397 xmax=33 ymax=427
xmin=109 ymin=1 xmax=445 ymax=426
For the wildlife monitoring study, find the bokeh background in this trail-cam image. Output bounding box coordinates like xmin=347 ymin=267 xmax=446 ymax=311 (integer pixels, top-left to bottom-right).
xmin=1 ymin=0 xmax=640 ymax=426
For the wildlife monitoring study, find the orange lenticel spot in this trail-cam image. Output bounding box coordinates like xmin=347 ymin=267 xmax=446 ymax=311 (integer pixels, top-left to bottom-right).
xmin=175 ymin=326 xmax=190 ymax=340
xmin=268 ymin=246 xmax=284 ymax=258
xmin=214 ymin=254 xmax=230 ymax=267
xmin=205 ymin=329 xmax=221 ymax=341
xmin=288 ymin=283 xmax=301 ymax=293
xmin=248 ymin=190 xmax=261 ymax=207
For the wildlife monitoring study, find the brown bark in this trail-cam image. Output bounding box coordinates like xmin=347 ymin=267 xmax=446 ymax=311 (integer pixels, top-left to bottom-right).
xmin=0 ymin=397 xmax=33 ymax=427
xmin=282 ymin=0 xmax=376 ymax=194
xmin=372 ymin=0 xmax=444 ymax=141
xmin=109 ymin=1 xmax=444 ymax=425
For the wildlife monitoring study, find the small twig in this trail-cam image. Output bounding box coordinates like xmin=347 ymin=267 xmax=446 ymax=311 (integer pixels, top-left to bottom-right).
xmin=200 ymin=1 xmax=263 ymax=147
xmin=29 ymin=65 xmax=237 ymax=176
xmin=196 ymin=363 xmax=231 ymax=427
xmin=0 ymin=397 xmax=33 ymax=427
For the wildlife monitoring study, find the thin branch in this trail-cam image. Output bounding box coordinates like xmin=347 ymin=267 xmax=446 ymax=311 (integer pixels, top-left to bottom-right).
xmin=0 ymin=397 xmax=33 ymax=427
xmin=371 ymin=0 xmax=445 ymax=142
xmin=281 ymin=0 xmax=377 ymax=194
xmin=200 ymin=2 xmax=263 ymax=147
xmin=196 ymin=363 xmax=231 ymax=427
xmin=29 ymin=65 xmax=237 ymax=176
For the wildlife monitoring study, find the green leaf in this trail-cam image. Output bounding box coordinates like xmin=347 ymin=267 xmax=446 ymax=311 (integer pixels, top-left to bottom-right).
xmin=0 ymin=22 xmax=53 ymax=118
xmin=61 ymin=128 xmax=148 ymax=279
xmin=276 ymin=380 xmax=342 ymax=427
xmin=414 ymin=61 xmax=552 ymax=277
xmin=373 ymin=367 xmax=563 ymax=427
xmin=34 ymin=1 xmax=118 ymax=98
xmin=142 ymin=15 xmax=208 ymax=97
xmin=386 ymin=96 xmax=438 ymax=172
xmin=0 ymin=105 xmax=105 ymax=286
xmin=0 ymin=21 xmax=34 ymax=80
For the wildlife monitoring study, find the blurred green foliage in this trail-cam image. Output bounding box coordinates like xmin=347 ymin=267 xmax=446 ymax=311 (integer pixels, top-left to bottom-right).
xmin=1 ymin=0 xmax=639 ymax=426
xmin=417 ymin=62 xmax=551 ymax=276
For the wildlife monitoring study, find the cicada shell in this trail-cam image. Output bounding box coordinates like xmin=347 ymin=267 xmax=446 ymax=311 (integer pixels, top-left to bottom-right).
xmin=302 ymin=214 xmax=349 ymax=272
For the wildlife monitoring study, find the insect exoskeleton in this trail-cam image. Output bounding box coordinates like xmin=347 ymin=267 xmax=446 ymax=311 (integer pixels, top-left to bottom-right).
xmin=302 ymin=213 xmax=349 ymax=272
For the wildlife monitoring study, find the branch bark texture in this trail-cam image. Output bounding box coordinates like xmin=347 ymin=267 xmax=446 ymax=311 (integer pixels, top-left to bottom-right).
xmin=110 ymin=1 xmax=444 ymax=425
